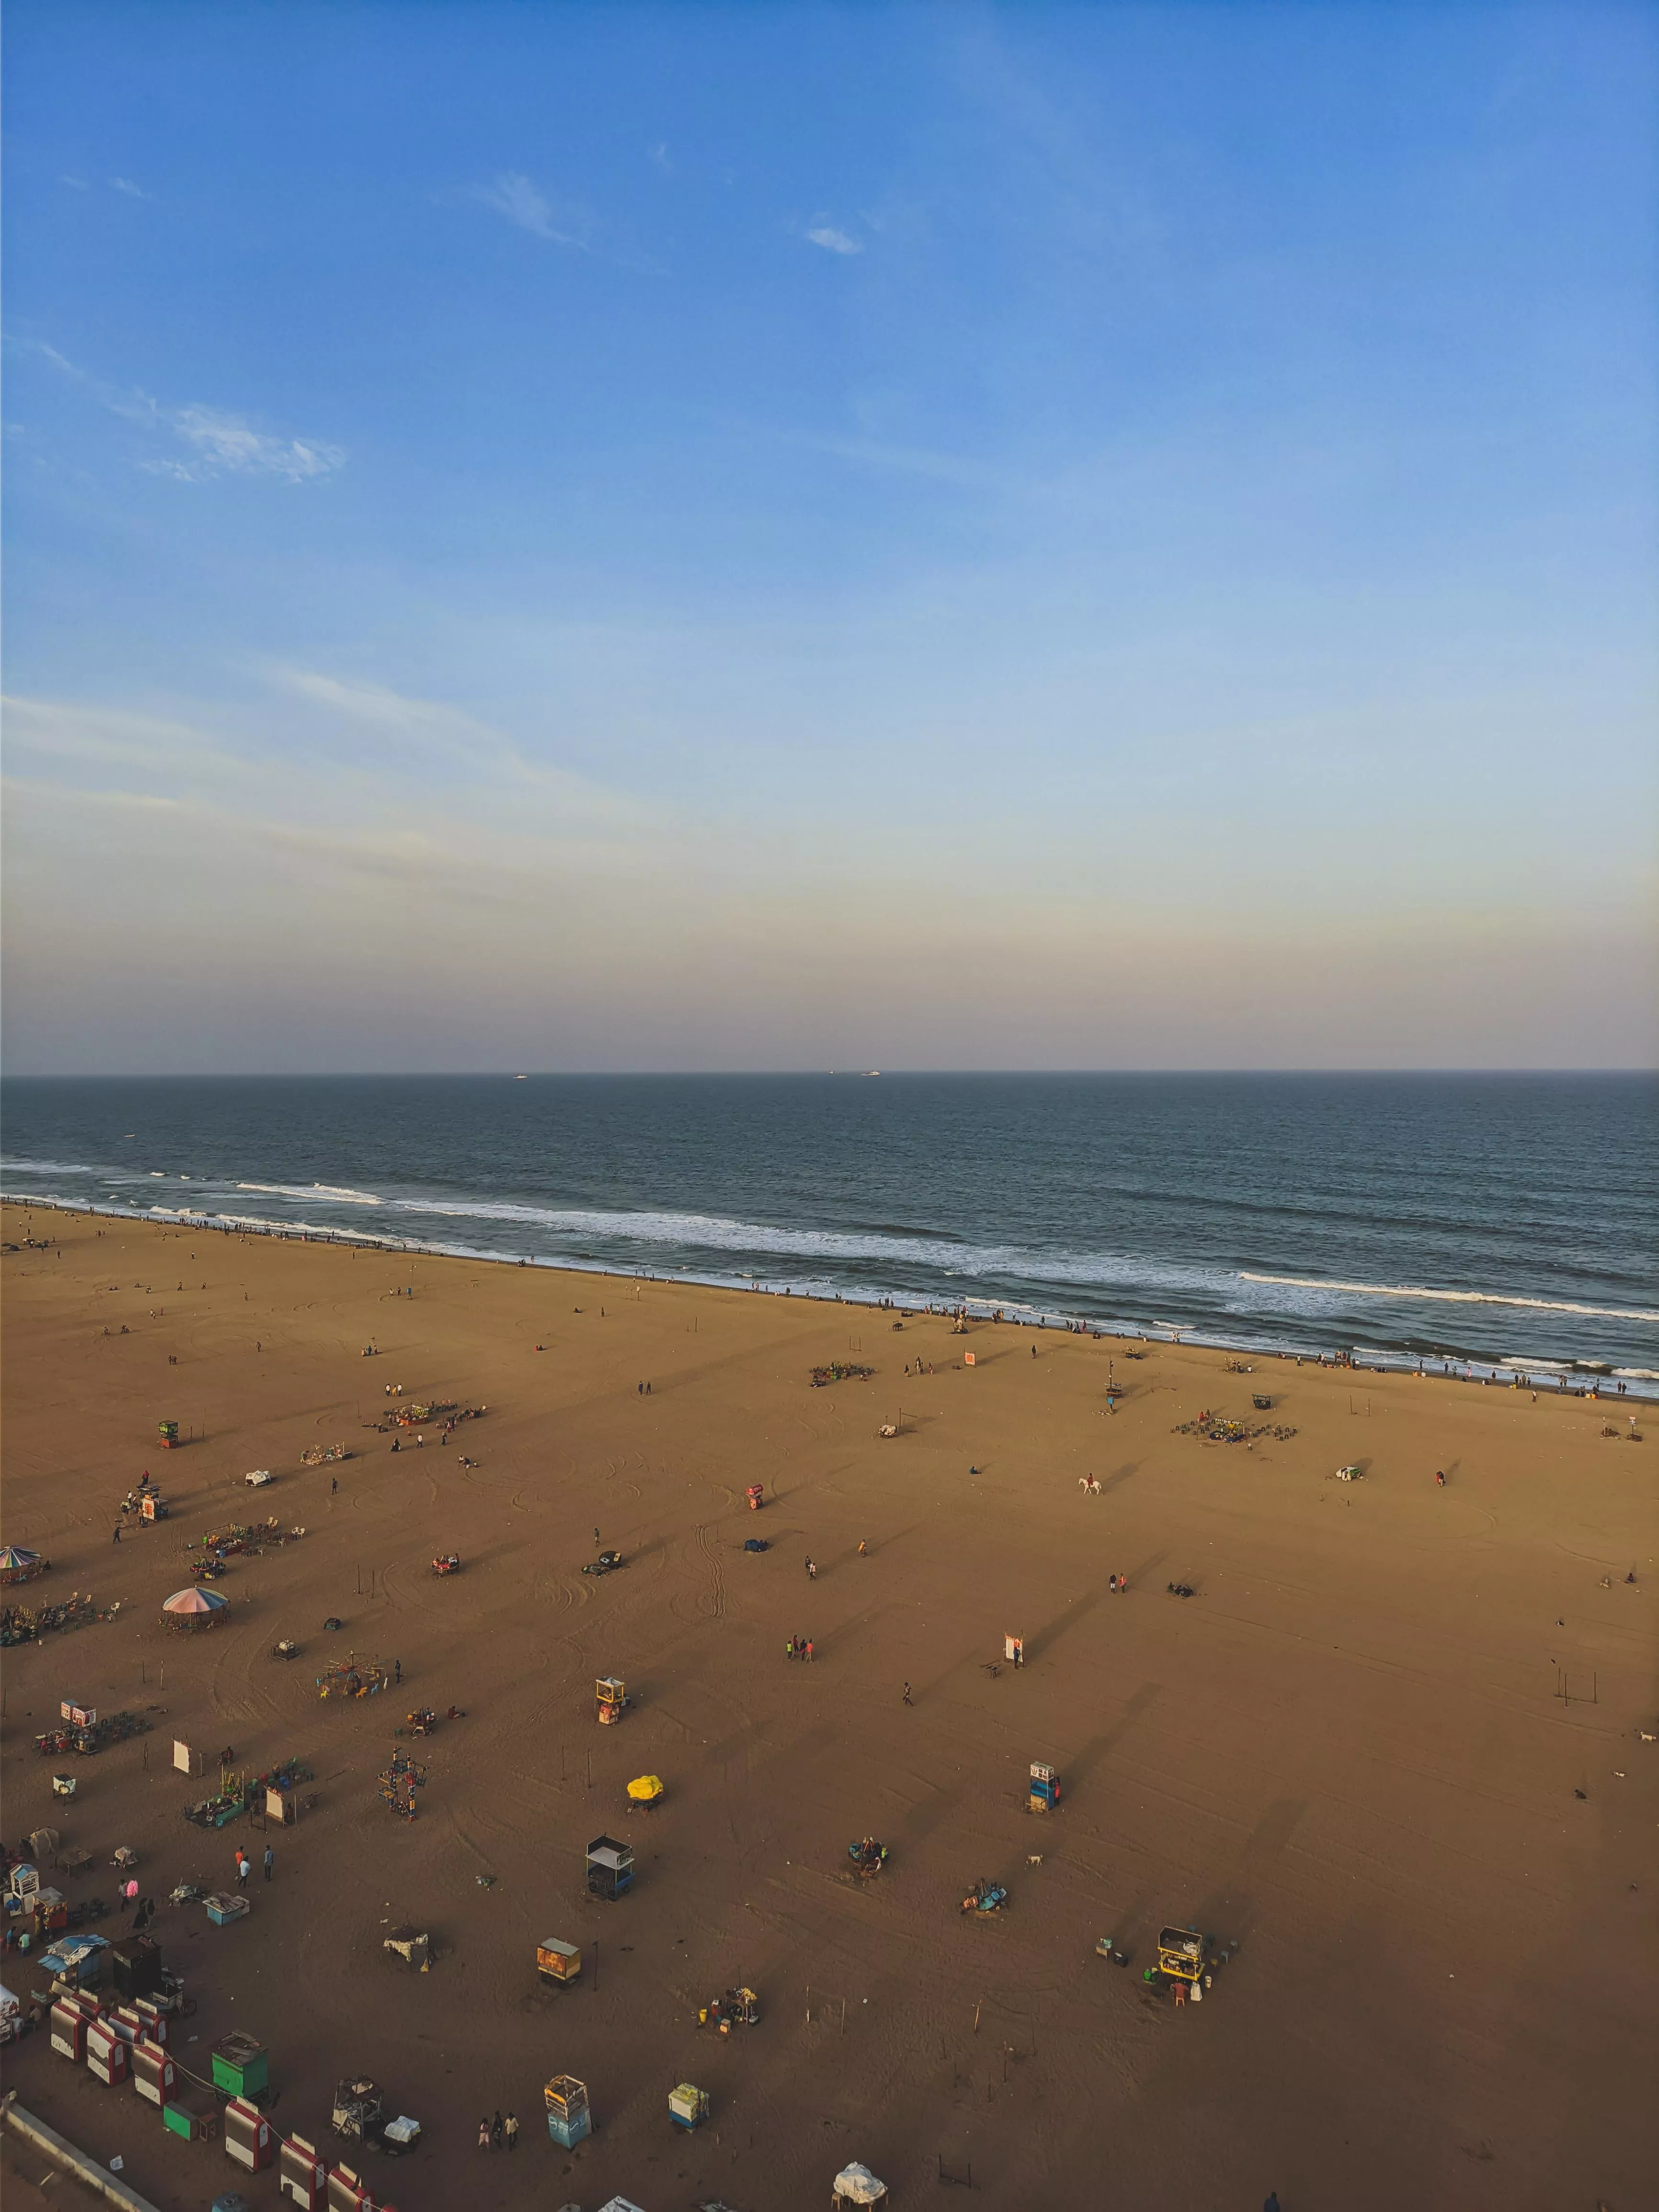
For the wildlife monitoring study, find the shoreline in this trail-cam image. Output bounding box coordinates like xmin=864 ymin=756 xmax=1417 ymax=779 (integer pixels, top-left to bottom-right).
xmin=7 ymin=1187 xmax=1652 ymax=1400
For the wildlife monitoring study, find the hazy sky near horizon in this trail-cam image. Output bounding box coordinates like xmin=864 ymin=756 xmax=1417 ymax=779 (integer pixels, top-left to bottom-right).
xmin=4 ymin=0 xmax=1656 ymax=1074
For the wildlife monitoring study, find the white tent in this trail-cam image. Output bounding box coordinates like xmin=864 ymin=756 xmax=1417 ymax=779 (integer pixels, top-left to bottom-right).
xmin=833 ymin=2164 xmax=889 ymax=2207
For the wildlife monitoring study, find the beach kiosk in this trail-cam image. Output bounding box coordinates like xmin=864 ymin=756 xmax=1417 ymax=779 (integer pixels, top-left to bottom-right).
xmin=1156 ymin=1926 xmax=1205 ymax=1988
xmin=669 ymin=2082 xmax=711 ymax=2131
xmin=212 ymin=2029 xmax=270 ymax=2101
xmin=586 ymin=1834 xmax=633 ymax=1901
xmin=536 ymin=1936 xmax=583 ymax=1988
xmin=323 ymin=2161 xmax=371 ymax=2211
xmin=544 ymin=2072 xmax=592 ymax=2147
xmin=132 ymin=2036 xmax=176 ymax=2107
xmin=224 ymin=2094 xmax=276 ymax=2171
xmin=1028 ymin=1761 xmax=1061 ymax=1814
xmin=86 ymin=2017 xmax=130 ymax=2087
xmin=224 ymin=2097 xmax=276 ymax=2168
xmin=112 ymin=1936 xmax=163 ymax=2003
xmin=595 ymin=1674 xmax=629 ymax=1725
xmin=50 ymin=1995 xmax=95 ymax=2062
xmin=279 ymin=2131 xmax=327 ymax=2208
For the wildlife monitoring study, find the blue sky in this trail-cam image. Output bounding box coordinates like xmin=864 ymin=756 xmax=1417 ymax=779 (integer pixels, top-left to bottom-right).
xmin=4 ymin=0 xmax=1655 ymax=1072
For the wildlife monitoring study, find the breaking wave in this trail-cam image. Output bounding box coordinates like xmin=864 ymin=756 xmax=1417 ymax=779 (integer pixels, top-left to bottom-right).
xmin=237 ymin=1182 xmax=383 ymax=1206
xmin=1240 ymin=1272 xmax=1659 ymax=1326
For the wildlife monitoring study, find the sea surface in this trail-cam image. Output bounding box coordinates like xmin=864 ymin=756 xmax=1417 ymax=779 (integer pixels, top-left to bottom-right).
xmin=3 ymin=1073 xmax=1655 ymax=1385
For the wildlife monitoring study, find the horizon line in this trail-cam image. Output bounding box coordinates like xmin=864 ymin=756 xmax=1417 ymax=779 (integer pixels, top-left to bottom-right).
xmin=2 ymin=1067 xmax=1654 ymax=1084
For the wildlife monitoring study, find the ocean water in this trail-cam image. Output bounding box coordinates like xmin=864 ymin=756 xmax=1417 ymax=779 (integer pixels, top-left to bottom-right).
xmin=3 ymin=1073 xmax=1655 ymax=1384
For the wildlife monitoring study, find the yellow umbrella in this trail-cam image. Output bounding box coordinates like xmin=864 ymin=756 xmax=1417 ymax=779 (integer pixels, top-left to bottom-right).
xmin=626 ymin=1774 xmax=664 ymax=1805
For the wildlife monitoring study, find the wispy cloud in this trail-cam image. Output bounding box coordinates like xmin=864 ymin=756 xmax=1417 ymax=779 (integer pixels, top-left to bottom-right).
xmin=475 ymin=172 xmax=593 ymax=249
xmin=20 ymin=340 xmax=344 ymax=484
xmin=648 ymin=142 xmax=672 ymax=174
xmin=272 ymin=668 xmax=510 ymax=754
xmin=146 ymin=407 xmax=344 ymax=483
xmin=267 ymin=667 xmax=633 ymax=821
xmin=806 ymin=220 xmax=863 ymax=255
xmin=109 ymin=176 xmax=150 ymax=199
xmin=1 ymin=695 xmax=248 ymax=781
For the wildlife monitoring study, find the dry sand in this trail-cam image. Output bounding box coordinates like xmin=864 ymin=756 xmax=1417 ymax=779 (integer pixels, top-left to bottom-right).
xmin=1 ymin=1201 xmax=1655 ymax=2211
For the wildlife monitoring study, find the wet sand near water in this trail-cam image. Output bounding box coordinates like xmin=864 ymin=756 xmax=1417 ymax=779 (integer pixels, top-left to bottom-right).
xmin=2 ymin=1203 xmax=1655 ymax=2210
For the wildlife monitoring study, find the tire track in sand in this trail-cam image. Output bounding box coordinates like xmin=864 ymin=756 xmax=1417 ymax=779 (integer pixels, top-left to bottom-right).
xmin=695 ymin=1521 xmax=727 ymax=1620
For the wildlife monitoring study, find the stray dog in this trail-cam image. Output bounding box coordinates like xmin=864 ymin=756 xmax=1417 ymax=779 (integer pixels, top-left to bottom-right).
xmin=1026 ymin=1854 xmax=1043 ymax=1867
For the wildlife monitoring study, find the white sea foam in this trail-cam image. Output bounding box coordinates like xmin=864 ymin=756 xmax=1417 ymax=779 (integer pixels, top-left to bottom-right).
xmin=0 ymin=1158 xmax=98 ymax=1175
xmin=377 ymin=1193 xmax=1231 ymax=1294
xmin=237 ymin=1182 xmax=383 ymax=1206
xmin=1239 ymin=1272 xmax=1659 ymax=1325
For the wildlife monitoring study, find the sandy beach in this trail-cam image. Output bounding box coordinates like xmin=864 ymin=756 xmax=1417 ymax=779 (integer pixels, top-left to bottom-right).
xmin=2 ymin=1198 xmax=1654 ymax=2211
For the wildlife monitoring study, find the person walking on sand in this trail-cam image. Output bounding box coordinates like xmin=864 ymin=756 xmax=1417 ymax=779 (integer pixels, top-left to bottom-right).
xmin=478 ymin=2119 xmax=491 ymax=2152
xmin=394 ymin=1658 xmax=402 ymax=1685
xmin=235 ymin=1850 xmax=250 ymax=1887
xmin=806 ymin=1556 xmax=817 ymax=1580
xmin=491 ymin=2111 xmax=503 ymax=2149
xmin=1172 ymin=1980 xmax=1186 ymax=2008
xmin=263 ymin=1844 xmax=274 ymax=1881
xmin=504 ymin=2112 xmax=519 ymax=2151
xmin=805 ymin=1639 xmax=814 ymax=1662
xmin=902 ymin=1681 xmax=913 ymax=1706
xmin=112 ymin=1525 xmax=122 ymax=1544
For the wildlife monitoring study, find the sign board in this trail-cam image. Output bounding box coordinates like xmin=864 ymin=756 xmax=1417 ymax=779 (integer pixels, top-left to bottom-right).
xmin=62 ymin=1702 xmax=97 ymax=1727
xmin=963 ymin=1351 xmax=976 ymax=1366
xmin=173 ymin=1740 xmax=202 ymax=1776
xmin=1004 ymin=1634 xmax=1023 ymax=1664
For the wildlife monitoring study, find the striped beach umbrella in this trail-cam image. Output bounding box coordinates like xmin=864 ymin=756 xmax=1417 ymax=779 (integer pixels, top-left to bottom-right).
xmin=161 ymin=1585 xmax=230 ymax=1631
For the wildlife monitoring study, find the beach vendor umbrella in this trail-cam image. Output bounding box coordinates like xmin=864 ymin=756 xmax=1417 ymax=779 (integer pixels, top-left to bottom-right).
xmin=626 ymin=1775 xmax=664 ymax=1807
xmin=0 ymin=1548 xmax=40 ymax=1571
xmin=162 ymin=1586 xmax=230 ymax=1632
